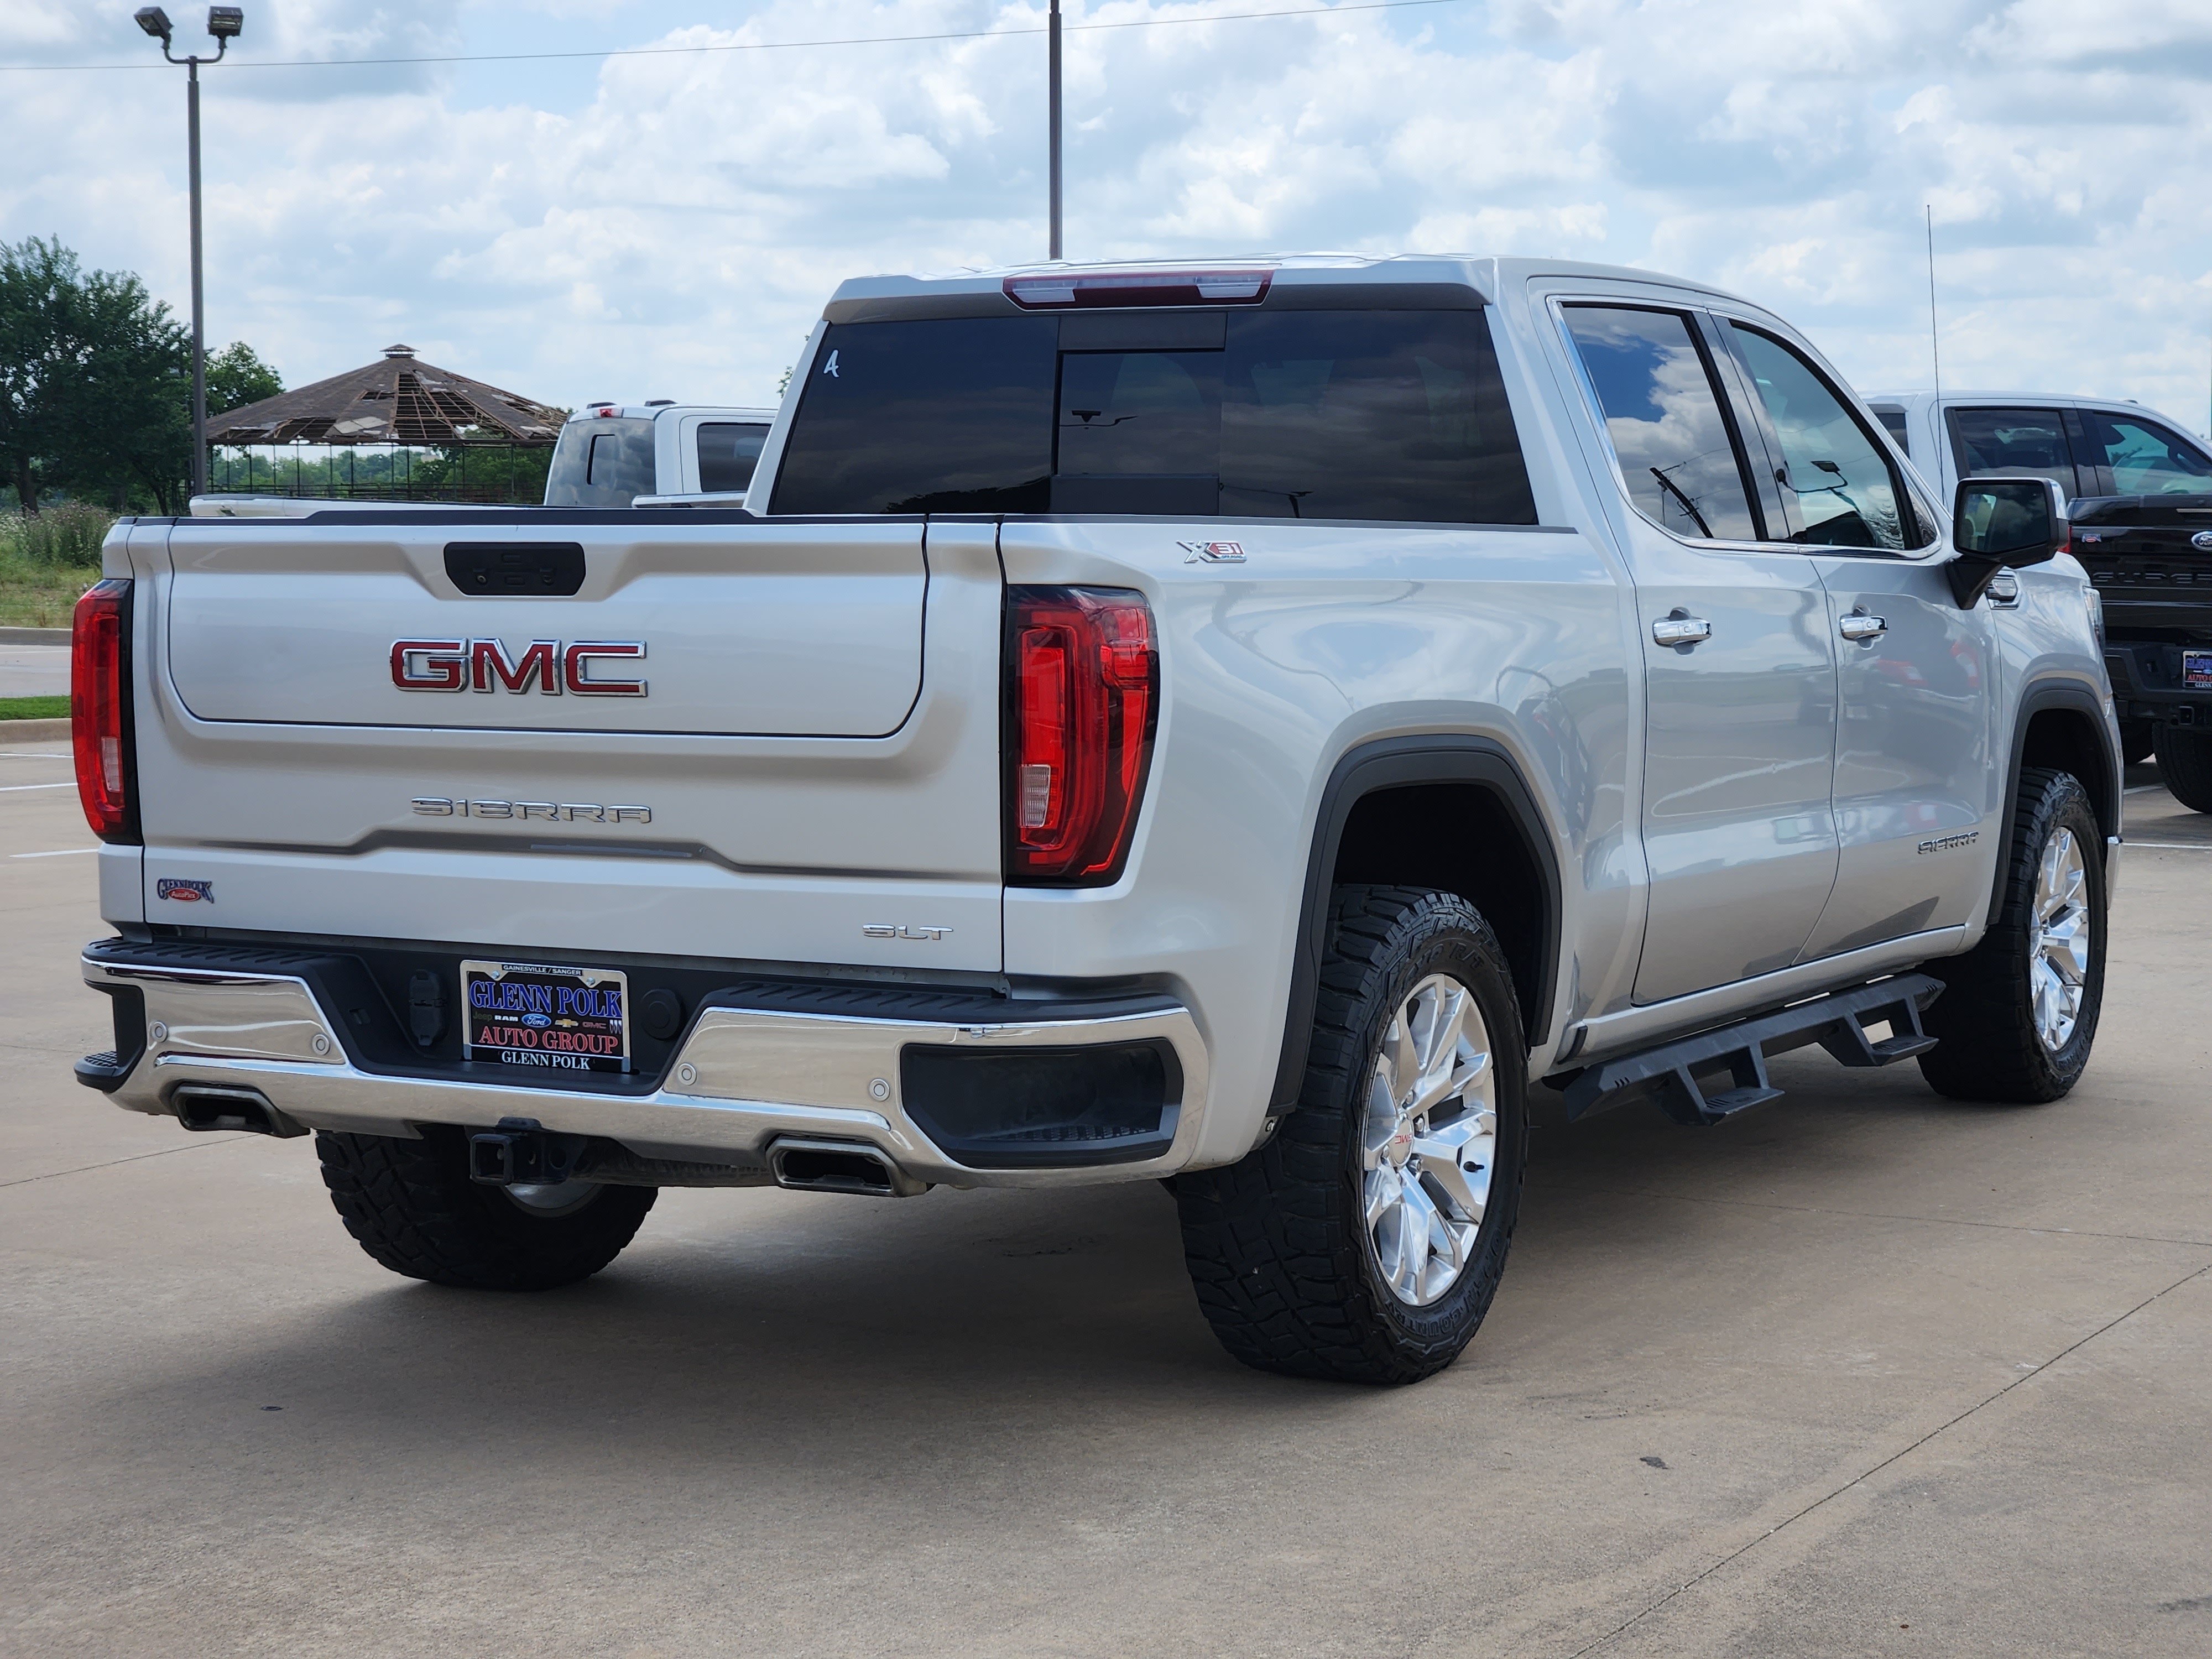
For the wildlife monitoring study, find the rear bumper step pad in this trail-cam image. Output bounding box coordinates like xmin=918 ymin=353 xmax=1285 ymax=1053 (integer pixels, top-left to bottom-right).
xmin=1561 ymin=974 xmax=1942 ymax=1127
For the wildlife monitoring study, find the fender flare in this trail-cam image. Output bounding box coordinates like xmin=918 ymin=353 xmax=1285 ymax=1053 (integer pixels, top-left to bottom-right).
xmin=1988 ymin=677 xmax=2120 ymax=915
xmin=1271 ymin=735 xmax=1563 ymax=1107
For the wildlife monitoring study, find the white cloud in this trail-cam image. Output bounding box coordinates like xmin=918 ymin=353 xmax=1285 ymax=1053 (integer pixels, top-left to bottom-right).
xmin=7 ymin=0 xmax=2212 ymax=432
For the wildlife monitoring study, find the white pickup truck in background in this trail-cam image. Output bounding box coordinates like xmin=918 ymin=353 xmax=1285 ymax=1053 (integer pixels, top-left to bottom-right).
xmin=542 ymin=401 xmax=778 ymax=508
xmin=189 ymin=401 xmax=776 ymax=516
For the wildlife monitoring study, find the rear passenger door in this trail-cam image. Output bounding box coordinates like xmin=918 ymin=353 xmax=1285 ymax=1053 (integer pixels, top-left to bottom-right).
xmin=1718 ymin=319 xmax=2001 ymax=958
xmin=1555 ymin=299 xmax=1840 ymax=1004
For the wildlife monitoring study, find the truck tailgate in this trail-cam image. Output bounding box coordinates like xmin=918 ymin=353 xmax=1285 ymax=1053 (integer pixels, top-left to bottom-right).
xmin=128 ymin=515 xmax=1005 ymax=972
xmin=167 ymin=519 xmax=924 ymax=737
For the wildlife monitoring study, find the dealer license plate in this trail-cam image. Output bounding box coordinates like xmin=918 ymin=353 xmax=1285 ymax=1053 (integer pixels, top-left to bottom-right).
xmin=461 ymin=959 xmax=630 ymax=1074
xmin=2184 ymin=650 xmax=2212 ymax=690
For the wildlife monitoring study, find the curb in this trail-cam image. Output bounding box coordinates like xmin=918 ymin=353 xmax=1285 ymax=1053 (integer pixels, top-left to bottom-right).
xmin=0 ymin=718 xmax=72 ymax=742
xmin=0 ymin=627 xmax=70 ymax=645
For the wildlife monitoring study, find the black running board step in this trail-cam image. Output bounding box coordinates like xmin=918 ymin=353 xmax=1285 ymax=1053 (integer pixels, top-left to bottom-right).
xmin=1562 ymin=974 xmax=1944 ymax=1128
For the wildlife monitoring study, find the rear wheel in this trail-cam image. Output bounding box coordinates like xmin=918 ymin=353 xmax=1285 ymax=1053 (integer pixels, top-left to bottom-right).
xmin=317 ymin=1125 xmax=656 ymax=1290
xmin=2153 ymin=726 xmax=2212 ymax=813
xmin=1173 ymin=885 xmax=1527 ymax=1385
xmin=1918 ymin=769 xmax=2106 ymax=1103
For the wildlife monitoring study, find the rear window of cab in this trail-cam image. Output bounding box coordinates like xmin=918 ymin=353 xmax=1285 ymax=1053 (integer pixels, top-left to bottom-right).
xmin=770 ymin=309 xmax=1537 ymax=525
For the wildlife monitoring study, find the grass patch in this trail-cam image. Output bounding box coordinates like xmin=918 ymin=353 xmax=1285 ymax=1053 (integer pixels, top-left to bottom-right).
xmin=0 ymin=695 xmax=70 ymax=720
xmin=0 ymin=556 xmax=97 ymax=629
xmin=0 ymin=505 xmax=116 ymax=628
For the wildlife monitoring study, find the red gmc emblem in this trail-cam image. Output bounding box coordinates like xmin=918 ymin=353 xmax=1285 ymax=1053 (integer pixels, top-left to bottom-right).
xmin=389 ymin=639 xmax=647 ymax=697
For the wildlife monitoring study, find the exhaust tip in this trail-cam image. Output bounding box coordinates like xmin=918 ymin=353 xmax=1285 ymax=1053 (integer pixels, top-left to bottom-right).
xmin=768 ymin=1138 xmax=928 ymax=1198
xmin=171 ymin=1084 xmax=307 ymax=1138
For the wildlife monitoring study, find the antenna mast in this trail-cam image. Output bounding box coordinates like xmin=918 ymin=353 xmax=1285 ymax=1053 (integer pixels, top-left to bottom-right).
xmin=1926 ymin=205 xmax=1942 ymax=405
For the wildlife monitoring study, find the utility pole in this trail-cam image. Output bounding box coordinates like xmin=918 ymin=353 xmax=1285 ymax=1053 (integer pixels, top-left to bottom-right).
xmin=1048 ymin=0 xmax=1063 ymax=260
xmin=135 ymin=7 xmax=243 ymax=502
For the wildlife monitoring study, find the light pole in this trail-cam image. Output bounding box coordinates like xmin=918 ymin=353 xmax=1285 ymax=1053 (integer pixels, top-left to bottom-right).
xmin=134 ymin=6 xmax=243 ymax=502
xmin=1047 ymin=0 xmax=1062 ymax=260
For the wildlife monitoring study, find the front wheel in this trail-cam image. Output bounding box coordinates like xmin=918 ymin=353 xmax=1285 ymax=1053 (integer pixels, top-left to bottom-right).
xmin=1173 ymin=885 xmax=1527 ymax=1385
xmin=1918 ymin=769 xmax=2106 ymax=1103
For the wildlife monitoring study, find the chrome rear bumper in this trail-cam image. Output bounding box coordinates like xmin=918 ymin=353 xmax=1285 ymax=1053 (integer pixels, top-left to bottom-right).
xmin=81 ymin=951 xmax=1209 ymax=1191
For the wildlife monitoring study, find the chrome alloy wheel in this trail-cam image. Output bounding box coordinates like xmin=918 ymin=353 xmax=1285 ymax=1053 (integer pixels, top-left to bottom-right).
xmin=1361 ymin=973 xmax=1497 ymax=1307
xmin=2028 ymin=826 xmax=2092 ymax=1053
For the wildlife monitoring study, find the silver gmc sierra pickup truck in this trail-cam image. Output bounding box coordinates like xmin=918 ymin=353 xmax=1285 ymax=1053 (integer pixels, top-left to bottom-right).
xmin=69 ymin=255 xmax=2119 ymax=1384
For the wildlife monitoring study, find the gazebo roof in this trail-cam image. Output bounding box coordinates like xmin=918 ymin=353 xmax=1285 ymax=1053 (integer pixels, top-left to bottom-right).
xmin=207 ymin=345 xmax=565 ymax=446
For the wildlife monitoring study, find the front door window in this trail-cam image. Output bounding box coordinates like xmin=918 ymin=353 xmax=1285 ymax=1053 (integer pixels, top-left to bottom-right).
xmin=1729 ymin=325 xmax=1913 ymax=551
xmin=2079 ymin=411 xmax=2212 ymax=498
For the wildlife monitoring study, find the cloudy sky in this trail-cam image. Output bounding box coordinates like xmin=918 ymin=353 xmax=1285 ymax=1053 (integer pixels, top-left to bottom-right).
xmin=6 ymin=0 xmax=2211 ymax=432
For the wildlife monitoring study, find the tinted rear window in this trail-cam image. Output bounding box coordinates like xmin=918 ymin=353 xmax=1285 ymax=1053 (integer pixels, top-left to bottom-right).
xmin=1945 ymin=407 xmax=2078 ymax=499
xmin=771 ymin=309 xmax=1536 ymax=524
xmin=697 ymin=421 xmax=769 ymax=493
xmin=544 ymin=418 xmax=656 ymax=507
xmin=1872 ymin=408 xmax=1910 ymax=455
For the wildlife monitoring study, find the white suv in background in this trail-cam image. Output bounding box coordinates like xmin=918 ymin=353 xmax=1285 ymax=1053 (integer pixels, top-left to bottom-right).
xmin=1861 ymin=390 xmax=2211 ymax=505
xmin=542 ymin=401 xmax=779 ymax=508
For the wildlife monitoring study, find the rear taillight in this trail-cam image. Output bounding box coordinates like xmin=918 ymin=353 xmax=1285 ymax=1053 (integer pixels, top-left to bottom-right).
xmin=72 ymin=578 xmax=137 ymax=843
xmin=1006 ymin=587 xmax=1157 ymax=886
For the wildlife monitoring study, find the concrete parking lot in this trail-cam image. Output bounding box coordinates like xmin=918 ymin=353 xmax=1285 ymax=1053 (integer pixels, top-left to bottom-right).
xmin=2 ymin=734 xmax=2206 ymax=1658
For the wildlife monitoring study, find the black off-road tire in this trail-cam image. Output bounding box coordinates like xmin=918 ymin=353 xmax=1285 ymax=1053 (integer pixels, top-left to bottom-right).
xmin=1918 ymin=769 xmax=2106 ymax=1103
xmin=2153 ymin=726 xmax=2212 ymax=813
xmin=317 ymin=1125 xmax=656 ymax=1290
xmin=2120 ymin=721 xmax=2155 ymax=767
xmin=1173 ymin=885 xmax=1528 ymax=1385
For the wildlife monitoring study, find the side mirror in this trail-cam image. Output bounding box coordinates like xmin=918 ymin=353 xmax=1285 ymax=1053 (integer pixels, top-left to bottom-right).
xmin=1947 ymin=475 xmax=2069 ymax=608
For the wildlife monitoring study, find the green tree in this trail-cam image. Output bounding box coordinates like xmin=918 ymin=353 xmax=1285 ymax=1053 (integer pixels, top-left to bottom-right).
xmin=43 ymin=260 xmax=193 ymax=512
xmin=207 ymin=340 xmax=281 ymax=415
xmin=0 ymin=236 xmax=283 ymax=514
xmin=0 ymin=236 xmax=76 ymax=512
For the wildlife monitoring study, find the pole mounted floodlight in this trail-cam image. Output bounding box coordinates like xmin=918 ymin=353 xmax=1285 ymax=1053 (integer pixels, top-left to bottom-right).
xmin=135 ymin=7 xmax=241 ymax=501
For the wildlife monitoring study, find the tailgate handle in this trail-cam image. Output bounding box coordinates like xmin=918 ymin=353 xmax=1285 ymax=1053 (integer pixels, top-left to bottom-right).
xmin=445 ymin=542 xmax=587 ymax=597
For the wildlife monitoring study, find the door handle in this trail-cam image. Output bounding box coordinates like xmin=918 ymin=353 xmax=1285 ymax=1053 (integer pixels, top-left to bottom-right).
xmin=1652 ymin=612 xmax=1713 ymax=648
xmin=1839 ymin=611 xmax=1888 ymax=643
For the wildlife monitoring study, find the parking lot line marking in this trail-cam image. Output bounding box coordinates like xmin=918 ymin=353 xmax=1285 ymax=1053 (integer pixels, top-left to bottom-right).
xmin=1555 ymin=1179 xmax=2212 ymax=1251
xmin=0 ymin=753 xmax=70 ymax=760
xmin=2125 ymin=783 xmax=2166 ymax=795
xmin=0 ymin=1134 xmax=253 ymax=1191
xmin=2126 ymin=840 xmax=2212 ymax=852
xmin=11 ymin=847 xmax=97 ymax=859
xmin=0 ymin=781 xmax=73 ymax=792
